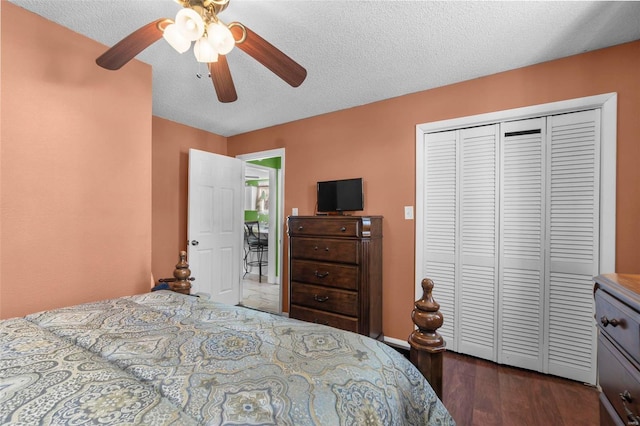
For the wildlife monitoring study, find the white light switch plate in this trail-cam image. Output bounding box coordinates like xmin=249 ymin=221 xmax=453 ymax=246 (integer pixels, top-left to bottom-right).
xmin=404 ymin=206 xmax=414 ymax=220
xmin=292 ymin=207 xmax=299 ymax=216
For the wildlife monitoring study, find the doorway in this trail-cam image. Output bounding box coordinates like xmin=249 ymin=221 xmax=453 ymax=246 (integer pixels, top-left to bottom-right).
xmin=237 ymin=148 xmax=284 ymax=315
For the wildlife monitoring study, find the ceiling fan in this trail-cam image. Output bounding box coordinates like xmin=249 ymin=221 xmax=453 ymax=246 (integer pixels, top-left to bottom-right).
xmin=96 ymin=0 xmax=307 ymax=103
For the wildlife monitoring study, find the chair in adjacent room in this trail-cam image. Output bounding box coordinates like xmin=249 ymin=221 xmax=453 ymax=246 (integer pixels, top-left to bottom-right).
xmin=244 ymin=221 xmax=268 ymax=282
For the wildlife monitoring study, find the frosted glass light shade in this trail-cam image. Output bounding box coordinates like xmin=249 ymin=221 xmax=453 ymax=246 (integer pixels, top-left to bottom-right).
xmin=194 ymin=38 xmax=219 ymax=63
xmin=207 ymin=22 xmax=235 ymax=55
xmin=175 ymin=8 xmax=205 ymax=41
xmin=163 ymin=24 xmax=190 ymax=53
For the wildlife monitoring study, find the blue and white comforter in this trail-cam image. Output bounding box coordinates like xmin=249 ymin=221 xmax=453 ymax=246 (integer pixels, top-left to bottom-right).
xmin=1 ymin=290 xmax=455 ymax=425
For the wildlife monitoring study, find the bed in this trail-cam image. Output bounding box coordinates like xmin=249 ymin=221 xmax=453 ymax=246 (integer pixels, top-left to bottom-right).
xmin=0 ymin=257 xmax=454 ymax=425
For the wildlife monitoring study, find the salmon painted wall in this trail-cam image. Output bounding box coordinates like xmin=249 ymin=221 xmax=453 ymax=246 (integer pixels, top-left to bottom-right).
xmin=151 ymin=117 xmax=227 ymax=281
xmin=227 ymin=40 xmax=640 ymax=341
xmin=3 ymin=0 xmax=638 ymax=343
xmin=1 ymin=2 xmax=153 ymax=318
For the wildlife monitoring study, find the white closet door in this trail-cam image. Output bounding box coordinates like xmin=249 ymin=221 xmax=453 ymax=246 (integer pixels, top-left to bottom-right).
xmin=545 ymin=110 xmax=600 ymax=384
xmin=498 ymin=118 xmax=546 ymax=371
xmin=458 ymin=124 xmax=499 ymax=360
xmin=423 ymin=130 xmax=458 ymax=349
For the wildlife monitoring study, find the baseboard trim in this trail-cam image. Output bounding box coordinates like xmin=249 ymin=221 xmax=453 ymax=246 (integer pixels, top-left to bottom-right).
xmin=384 ymin=336 xmax=410 ymax=350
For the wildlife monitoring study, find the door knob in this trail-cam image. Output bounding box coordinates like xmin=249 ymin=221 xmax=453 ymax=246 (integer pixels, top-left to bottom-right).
xmin=191 ymin=240 xmax=199 ymax=246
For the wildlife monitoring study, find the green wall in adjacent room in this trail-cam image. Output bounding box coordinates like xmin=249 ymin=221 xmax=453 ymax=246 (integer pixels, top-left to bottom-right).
xmin=244 ymin=158 xmax=281 ymax=278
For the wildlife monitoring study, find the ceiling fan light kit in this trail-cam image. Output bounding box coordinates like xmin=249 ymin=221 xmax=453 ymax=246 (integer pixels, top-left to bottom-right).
xmin=194 ymin=37 xmax=219 ymax=63
xmin=207 ymin=22 xmax=235 ymax=55
xmin=96 ymin=0 xmax=307 ymax=103
xmin=174 ymin=7 xmax=205 ymax=41
xmin=163 ymin=5 xmax=234 ymax=61
xmin=162 ymin=22 xmax=191 ymax=53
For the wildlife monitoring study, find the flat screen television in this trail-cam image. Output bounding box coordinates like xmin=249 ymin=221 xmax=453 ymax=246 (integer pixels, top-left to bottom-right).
xmin=317 ymin=178 xmax=364 ymax=213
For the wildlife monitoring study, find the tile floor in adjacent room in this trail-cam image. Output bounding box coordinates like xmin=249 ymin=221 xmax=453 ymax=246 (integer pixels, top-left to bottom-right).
xmin=240 ymin=273 xmax=280 ymax=314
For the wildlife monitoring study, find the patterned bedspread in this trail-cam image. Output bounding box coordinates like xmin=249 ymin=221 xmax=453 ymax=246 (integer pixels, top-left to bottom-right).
xmin=1 ymin=290 xmax=455 ymax=425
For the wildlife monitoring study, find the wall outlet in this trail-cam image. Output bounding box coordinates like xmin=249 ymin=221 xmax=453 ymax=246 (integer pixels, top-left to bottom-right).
xmin=404 ymin=206 xmax=414 ymax=220
xmin=292 ymin=207 xmax=299 ymax=216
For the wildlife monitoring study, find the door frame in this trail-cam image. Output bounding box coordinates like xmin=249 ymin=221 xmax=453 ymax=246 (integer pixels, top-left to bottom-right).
xmin=237 ymin=148 xmax=285 ymax=313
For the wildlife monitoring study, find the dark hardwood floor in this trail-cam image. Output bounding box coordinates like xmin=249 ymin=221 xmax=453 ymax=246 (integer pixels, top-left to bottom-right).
xmin=442 ymin=351 xmax=600 ymax=425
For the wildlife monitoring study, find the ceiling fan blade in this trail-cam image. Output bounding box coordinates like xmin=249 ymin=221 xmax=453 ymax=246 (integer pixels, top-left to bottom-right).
xmin=230 ymin=23 xmax=307 ymax=87
xmin=96 ymin=18 xmax=172 ymax=70
xmin=209 ymin=56 xmax=238 ymax=103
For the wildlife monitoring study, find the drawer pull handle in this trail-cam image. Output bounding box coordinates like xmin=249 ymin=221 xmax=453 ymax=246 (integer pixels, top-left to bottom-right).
xmin=298 ymin=226 xmax=304 ymax=230
xmin=601 ymin=315 xmax=622 ymax=327
xmin=314 ymin=319 xmax=329 ymax=325
xmin=340 ymin=227 xmax=346 ymax=232
xmin=313 ymin=246 xmax=330 ymax=252
xmin=314 ymin=295 xmax=329 ymax=302
xmin=314 ymin=271 xmax=329 ymax=278
xmin=620 ymin=391 xmax=640 ymax=425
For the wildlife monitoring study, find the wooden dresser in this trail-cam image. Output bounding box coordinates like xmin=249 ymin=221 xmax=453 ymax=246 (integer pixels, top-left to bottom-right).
xmin=287 ymin=216 xmax=383 ymax=340
xmin=594 ymin=274 xmax=640 ymax=426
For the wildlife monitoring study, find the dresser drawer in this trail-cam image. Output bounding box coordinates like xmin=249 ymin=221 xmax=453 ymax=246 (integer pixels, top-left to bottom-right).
xmin=290 ymin=282 xmax=358 ymax=316
xmin=289 ymin=217 xmax=360 ymax=237
xmin=598 ymin=333 xmax=640 ymax=425
xmin=290 ymin=305 xmax=359 ymax=333
xmin=290 ymin=259 xmax=358 ymax=290
xmin=290 ymin=237 xmax=358 ymax=264
xmin=596 ymin=288 xmax=640 ymax=364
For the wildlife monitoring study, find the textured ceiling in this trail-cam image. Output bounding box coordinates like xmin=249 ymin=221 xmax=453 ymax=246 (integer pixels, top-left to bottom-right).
xmin=8 ymin=0 xmax=640 ymax=137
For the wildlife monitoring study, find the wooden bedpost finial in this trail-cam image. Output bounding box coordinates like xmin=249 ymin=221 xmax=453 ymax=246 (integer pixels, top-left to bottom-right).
xmin=410 ymin=278 xmax=445 ymax=350
xmin=408 ymin=278 xmax=446 ymax=399
xmin=170 ymin=251 xmax=192 ymax=295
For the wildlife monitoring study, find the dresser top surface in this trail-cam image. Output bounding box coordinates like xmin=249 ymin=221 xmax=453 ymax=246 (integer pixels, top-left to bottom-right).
xmin=595 ymin=274 xmax=640 ymax=311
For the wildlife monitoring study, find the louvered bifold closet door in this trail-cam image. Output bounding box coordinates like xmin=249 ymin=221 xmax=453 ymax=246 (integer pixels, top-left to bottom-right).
xmin=545 ymin=110 xmax=599 ymax=385
xmin=498 ymin=118 xmax=546 ymax=371
xmin=423 ymin=130 xmax=458 ymax=349
xmin=458 ymin=124 xmax=499 ymax=361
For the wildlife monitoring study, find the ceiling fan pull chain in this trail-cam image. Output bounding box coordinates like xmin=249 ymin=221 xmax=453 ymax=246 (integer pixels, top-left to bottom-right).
xmin=195 ymin=60 xmax=213 ymax=79
xmin=196 ymin=62 xmax=207 ymax=79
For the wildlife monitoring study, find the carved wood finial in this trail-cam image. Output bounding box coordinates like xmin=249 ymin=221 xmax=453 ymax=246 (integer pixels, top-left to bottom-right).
xmin=169 ymin=250 xmax=191 ymax=294
xmin=157 ymin=251 xmax=195 ymax=295
xmin=408 ymin=278 xmax=446 ymax=399
xmin=409 ymin=278 xmax=445 ymax=351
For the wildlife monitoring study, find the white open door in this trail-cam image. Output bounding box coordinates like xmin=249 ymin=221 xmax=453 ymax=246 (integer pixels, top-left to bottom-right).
xmin=188 ymin=149 xmax=244 ymax=305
